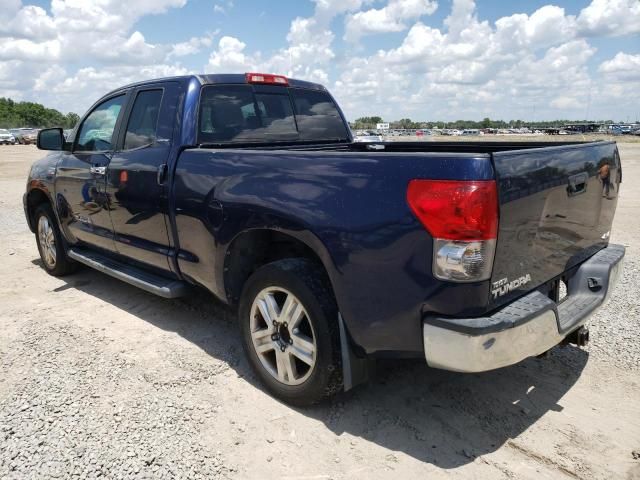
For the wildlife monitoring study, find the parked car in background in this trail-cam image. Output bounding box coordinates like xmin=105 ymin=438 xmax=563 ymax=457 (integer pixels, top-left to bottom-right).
xmin=10 ymin=128 xmax=38 ymax=144
xmin=0 ymin=129 xmax=16 ymax=145
xmin=9 ymin=129 xmax=21 ymax=141
xmin=353 ymin=129 xmax=383 ymax=142
xmin=353 ymin=134 xmax=383 ymax=142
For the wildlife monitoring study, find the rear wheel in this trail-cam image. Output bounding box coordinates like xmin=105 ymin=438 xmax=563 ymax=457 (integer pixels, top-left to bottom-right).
xmin=34 ymin=204 xmax=77 ymax=276
xmin=239 ymin=259 xmax=343 ymax=406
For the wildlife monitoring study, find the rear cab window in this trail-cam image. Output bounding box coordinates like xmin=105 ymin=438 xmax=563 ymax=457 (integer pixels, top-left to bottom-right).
xmin=197 ymin=84 xmax=349 ymax=145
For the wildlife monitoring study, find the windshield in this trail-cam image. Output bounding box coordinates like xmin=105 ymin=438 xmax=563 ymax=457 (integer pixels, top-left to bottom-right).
xmin=197 ymin=85 xmax=349 ymax=144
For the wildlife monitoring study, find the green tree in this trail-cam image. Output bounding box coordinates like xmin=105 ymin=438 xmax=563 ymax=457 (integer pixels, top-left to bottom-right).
xmin=353 ymin=116 xmax=383 ymax=129
xmin=64 ymin=112 xmax=80 ymax=129
xmin=0 ymin=97 xmax=79 ymax=129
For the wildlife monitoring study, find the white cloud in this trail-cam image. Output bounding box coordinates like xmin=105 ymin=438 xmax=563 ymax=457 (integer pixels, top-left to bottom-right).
xmin=204 ymin=0 xmax=365 ymax=80
xmin=0 ymin=0 xmax=198 ymax=68
xmin=494 ymin=5 xmax=576 ymax=50
xmin=1 ymin=0 xmax=639 ymax=122
xmin=577 ymin=0 xmax=640 ymax=37
xmin=344 ymin=0 xmax=437 ymax=42
xmin=168 ymin=33 xmax=217 ymax=58
xmin=34 ymin=64 xmax=189 ymax=112
xmin=0 ymin=5 xmax=57 ymax=40
xmin=599 ymin=52 xmax=640 ymax=81
xmin=213 ymin=1 xmax=233 ymax=14
xmin=550 ymin=97 xmax=581 ymax=109
xmin=0 ymin=0 xmax=201 ymax=112
xmin=206 ymin=36 xmax=258 ymax=72
xmin=331 ymin=1 xmax=610 ymax=120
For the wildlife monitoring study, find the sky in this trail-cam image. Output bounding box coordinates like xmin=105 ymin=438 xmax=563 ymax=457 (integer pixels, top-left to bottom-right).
xmin=1 ymin=0 xmax=639 ymax=122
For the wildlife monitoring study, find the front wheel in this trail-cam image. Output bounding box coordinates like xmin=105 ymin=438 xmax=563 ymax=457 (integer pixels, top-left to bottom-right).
xmin=34 ymin=204 xmax=77 ymax=276
xmin=239 ymin=259 xmax=343 ymax=406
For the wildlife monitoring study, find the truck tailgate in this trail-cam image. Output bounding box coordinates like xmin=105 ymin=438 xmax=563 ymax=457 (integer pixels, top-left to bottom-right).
xmin=490 ymin=141 xmax=620 ymax=307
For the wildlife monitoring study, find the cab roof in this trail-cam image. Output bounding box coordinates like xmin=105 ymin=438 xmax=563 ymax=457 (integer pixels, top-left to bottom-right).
xmin=110 ymin=74 xmax=327 ymax=96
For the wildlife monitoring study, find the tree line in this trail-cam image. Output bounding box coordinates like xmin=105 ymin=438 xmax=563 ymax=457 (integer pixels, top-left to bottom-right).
xmin=0 ymin=98 xmax=80 ymax=129
xmin=351 ymin=116 xmax=618 ymax=130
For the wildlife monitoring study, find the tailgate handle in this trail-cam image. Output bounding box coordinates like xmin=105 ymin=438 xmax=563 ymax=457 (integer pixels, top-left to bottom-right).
xmin=567 ymin=172 xmax=588 ymax=197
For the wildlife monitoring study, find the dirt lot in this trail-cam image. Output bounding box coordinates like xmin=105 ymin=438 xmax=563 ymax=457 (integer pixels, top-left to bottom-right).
xmin=1 ymin=144 xmax=639 ymax=479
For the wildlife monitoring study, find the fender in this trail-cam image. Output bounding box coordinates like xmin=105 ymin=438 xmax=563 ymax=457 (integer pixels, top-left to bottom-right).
xmin=24 ymin=182 xmax=54 ymax=233
xmin=223 ymin=226 xmax=338 ymax=289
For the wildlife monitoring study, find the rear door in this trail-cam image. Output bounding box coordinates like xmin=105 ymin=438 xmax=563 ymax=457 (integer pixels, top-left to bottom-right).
xmin=490 ymin=141 xmax=621 ymax=307
xmin=105 ymin=83 xmax=180 ymax=271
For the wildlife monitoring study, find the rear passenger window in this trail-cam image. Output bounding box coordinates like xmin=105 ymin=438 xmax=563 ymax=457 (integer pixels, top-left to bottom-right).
xmin=124 ymin=90 xmax=163 ymax=150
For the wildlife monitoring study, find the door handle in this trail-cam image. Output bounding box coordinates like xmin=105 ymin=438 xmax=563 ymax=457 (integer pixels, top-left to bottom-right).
xmin=157 ymin=163 xmax=168 ymax=185
xmin=567 ymin=172 xmax=588 ymax=197
xmin=90 ymin=166 xmax=106 ymax=176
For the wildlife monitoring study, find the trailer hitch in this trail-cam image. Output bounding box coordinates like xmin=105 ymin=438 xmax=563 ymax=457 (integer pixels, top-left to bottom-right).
xmin=562 ymin=326 xmax=590 ymax=347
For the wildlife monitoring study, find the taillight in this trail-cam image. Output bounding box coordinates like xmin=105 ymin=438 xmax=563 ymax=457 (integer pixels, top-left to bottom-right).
xmin=407 ymin=179 xmax=498 ymax=282
xmin=245 ymin=72 xmax=288 ymax=86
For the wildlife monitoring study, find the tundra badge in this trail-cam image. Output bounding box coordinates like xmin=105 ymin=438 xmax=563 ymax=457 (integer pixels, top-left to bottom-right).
xmin=492 ymin=274 xmax=532 ymax=299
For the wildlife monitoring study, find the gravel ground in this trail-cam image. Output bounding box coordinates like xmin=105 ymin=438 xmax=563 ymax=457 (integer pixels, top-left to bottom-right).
xmin=1 ymin=144 xmax=639 ymax=479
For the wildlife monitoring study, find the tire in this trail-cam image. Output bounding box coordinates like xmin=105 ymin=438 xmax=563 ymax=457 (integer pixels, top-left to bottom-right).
xmin=239 ymin=259 xmax=343 ymax=406
xmin=34 ymin=203 xmax=77 ymax=276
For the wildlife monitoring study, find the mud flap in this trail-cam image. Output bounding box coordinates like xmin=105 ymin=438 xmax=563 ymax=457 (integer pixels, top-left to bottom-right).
xmin=338 ymin=313 xmax=373 ymax=391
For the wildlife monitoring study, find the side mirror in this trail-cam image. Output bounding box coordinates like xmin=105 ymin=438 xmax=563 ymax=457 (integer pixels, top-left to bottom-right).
xmin=37 ymin=128 xmax=65 ymax=151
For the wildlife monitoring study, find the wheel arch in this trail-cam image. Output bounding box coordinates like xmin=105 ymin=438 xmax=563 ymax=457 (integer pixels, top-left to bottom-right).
xmin=222 ymin=228 xmax=337 ymax=307
xmin=25 ymin=187 xmax=53 ymax=233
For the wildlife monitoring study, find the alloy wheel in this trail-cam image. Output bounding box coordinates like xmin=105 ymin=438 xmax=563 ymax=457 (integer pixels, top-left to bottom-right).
xmin=249 ymin=287 xmax=317 ymax=386
xmin=38 ymin=215 xmax=57 ymax=268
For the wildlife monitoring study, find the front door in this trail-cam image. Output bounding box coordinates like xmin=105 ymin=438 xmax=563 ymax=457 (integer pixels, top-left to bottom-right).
xmin=105 ymin=84 xmax=179 ymax=271
xmin=54 ymin=93 xmax=128 ymax=252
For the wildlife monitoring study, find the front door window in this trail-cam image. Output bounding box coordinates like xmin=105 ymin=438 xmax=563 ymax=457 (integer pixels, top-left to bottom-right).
xmin=76 ymin=95 xmax=126 ymax=152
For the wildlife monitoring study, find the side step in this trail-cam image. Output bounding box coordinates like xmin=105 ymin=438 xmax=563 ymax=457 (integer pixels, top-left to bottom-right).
xmin=68 ymin=248 xmax=189 ymax=298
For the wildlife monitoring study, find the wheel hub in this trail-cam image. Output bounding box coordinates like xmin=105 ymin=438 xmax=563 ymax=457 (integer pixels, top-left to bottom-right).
xmin=270 ymin=321 xmax=294 ymax=352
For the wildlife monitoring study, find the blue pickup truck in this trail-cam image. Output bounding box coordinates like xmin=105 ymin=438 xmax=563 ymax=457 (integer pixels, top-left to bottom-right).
xmin=25 ymin=73 xmax=624 ymax=405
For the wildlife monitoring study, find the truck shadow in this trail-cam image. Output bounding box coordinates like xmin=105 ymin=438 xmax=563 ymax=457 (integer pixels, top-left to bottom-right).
xmin=40 ymin=260 xmax=588 ymax=469
xmin=308 ymin=353 xmax=586 ymax=468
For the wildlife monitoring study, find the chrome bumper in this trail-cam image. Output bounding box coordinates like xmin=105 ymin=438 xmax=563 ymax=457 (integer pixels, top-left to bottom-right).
xmin=423 ymin=244 xmax=625 ymax=373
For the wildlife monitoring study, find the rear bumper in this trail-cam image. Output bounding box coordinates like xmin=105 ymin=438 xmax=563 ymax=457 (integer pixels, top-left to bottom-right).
xmin=423 ymin=244 xmax=625 ymax=372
